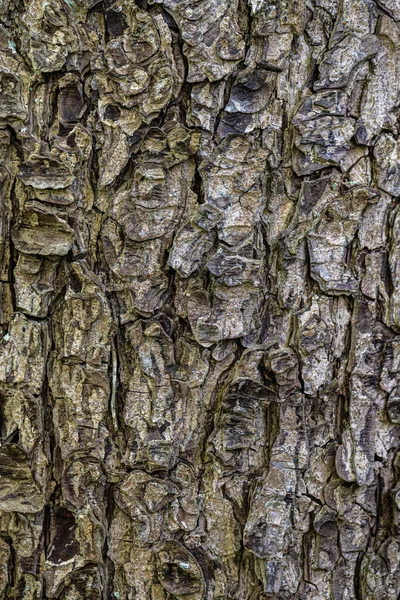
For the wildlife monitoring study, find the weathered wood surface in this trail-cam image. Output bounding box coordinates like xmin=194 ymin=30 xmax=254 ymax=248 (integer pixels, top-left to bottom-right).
xmin=0 ymin=0 xmax=399 ymax=598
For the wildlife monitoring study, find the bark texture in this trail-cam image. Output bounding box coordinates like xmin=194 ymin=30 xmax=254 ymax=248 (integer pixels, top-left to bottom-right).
xmin=0 ymin=0 xmax=400 ymax=598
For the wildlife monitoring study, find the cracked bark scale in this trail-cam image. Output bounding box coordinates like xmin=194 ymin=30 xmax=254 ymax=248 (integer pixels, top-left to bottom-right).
xmin=0 ymin=0 xmax=399 ymax=598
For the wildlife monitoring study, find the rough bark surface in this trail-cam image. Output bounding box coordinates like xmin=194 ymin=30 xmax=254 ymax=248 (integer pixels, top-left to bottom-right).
xmin=0 ymin=0 xmax=399 ymax=598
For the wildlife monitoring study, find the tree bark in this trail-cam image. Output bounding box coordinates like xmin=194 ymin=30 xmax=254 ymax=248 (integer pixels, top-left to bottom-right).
xmin=0 ymin=0 xmax=399 ymax=598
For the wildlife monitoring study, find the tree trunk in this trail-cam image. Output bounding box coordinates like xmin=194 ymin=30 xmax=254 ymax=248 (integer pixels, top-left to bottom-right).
xmin=0 ymin=0 xmax=399 ymax=598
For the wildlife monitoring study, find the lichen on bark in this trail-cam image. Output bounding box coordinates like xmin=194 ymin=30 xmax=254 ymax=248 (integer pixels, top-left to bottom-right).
xmin=0 ymin=0 xmax=399 ymax=598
